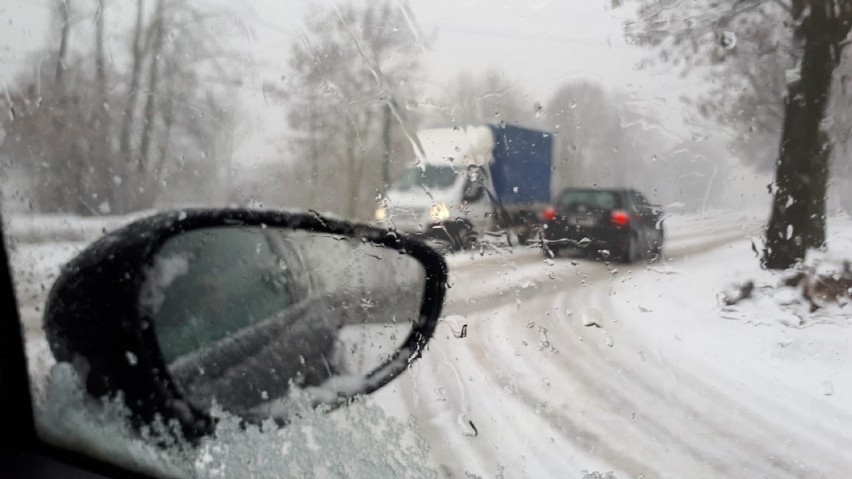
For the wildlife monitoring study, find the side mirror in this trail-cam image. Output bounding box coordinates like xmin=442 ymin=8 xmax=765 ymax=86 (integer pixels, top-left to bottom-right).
xmin=43 ymin=209 xmax=447 ymax=441
xmin=462 ymin=168 xmax=485 ymax=202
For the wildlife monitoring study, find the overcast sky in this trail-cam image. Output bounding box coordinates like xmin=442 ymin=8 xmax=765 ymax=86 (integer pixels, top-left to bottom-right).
xmin=0 ymin=0 xmax=706 ymax=164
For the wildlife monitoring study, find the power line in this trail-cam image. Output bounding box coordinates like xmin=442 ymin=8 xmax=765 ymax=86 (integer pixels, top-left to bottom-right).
xmin=425 ymin=24 xmax=618 ymax=47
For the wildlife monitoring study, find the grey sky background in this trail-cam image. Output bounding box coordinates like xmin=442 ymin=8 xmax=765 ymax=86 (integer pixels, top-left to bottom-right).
xmin=0 ymin=1 xmax=716 ymax=164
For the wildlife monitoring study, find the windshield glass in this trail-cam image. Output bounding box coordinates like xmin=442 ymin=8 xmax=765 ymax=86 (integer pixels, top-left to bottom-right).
xmin=3 ymin=0 xmax=852 ymax=478
xmin=391 ymin=165 xmax=458 ymax=191
xmin=557 ymin=190 xmax=621 ymax=210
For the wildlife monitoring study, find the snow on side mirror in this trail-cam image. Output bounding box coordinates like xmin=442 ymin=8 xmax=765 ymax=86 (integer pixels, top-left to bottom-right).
xmin=43 ymin=209 xmax=447 ymax=441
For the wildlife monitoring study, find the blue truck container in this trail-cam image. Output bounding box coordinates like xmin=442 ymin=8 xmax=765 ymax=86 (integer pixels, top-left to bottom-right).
xmin=488 ymin=123 xmax=553 ymax=206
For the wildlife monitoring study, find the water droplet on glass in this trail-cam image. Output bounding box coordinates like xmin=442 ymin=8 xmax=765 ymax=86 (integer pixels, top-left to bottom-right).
xmin=458 ymin=414 xmax=478 ymax=436
xmin=582 ymin=309 xmax=603 ymax=327
xmin=719 ymin=30 xmax=737 ymax=50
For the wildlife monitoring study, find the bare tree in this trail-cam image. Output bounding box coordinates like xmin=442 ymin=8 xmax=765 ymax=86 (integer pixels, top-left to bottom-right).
xmin=54 ymin=0 xmax=72 ymax=91
xmin=547 ymin=81 xmax=623 ymax=187
xmin=118 ymin=0 xmax=146 ymax=193
xmin=1 ymin=0 xmax=241 ymax=214
xmin=621 ymin=0 xmax=852 ymax=269
xmin=436 ymin=68 xmax=535 ymax=127
xmin=284 ymin=2 xmax=423 ymax=218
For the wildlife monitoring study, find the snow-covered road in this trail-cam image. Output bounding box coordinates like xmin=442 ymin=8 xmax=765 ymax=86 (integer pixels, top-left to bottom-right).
xmin=371 ymin=212 xmax=852 ymax=478
xmin=6 ymin=210 xmax=852 ymax=478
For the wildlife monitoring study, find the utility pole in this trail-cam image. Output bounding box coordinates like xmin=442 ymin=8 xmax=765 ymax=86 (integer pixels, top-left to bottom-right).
xmin=381 ymin=101 xmax=392 ymax=188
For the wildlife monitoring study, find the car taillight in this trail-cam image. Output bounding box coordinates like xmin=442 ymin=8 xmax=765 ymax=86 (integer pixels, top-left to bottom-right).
xmin=543 ymin=206 xmax=556 ymax=222
xmin=610 ymin=209 xmax=630 ymax=227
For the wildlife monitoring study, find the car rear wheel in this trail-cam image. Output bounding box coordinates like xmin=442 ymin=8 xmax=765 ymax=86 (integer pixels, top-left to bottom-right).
xmin=543 ymin=244 xmax=559 ymax=258
xmin=619 ymin=233 xmax=639 ymax=263
xmin=651 ymin=225 xmax=664 ymax=255
xmin=450 ymin=225 xmax=474 ymax=252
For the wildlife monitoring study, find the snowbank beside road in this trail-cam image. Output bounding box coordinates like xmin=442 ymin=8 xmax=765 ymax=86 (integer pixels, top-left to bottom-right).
xmin=3 ymin=212 xmax=149 ymax=244
xmin=608 ymin=214 xmax=852 ymax=440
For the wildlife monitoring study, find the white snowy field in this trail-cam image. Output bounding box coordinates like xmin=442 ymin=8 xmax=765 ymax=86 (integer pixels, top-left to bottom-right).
xmin=370 ymin=211 xmax=852 ymax=478
xmin=4 ymin=208 xmax=852 ymax=478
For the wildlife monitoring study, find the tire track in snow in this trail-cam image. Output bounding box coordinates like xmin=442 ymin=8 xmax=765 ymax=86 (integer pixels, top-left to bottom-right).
xmin=459 ymin=272 xmax=754 ymax=478
xmin=409 ymin=228 xmax=852 ymax=478
xmin=391 ymin=230 xmax=755 ymax=476
xmin=577 ymin=270 xmax=852 ymax=475
xmin=466 ymin=248 xmax=802 ymax=477
xmin=534 ymin=236 xmax=851 ymax=477
xmin=462 ymin=308 xmax=662 ymax=477
xmin=544 ymin=286 xmax=801 ymax=478
xmin=445 ymin=229 xmax=752 ymax=321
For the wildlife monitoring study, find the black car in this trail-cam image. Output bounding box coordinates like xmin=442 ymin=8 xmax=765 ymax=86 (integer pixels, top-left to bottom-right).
xmin=541 ymin=188 xmax=664 ymax=262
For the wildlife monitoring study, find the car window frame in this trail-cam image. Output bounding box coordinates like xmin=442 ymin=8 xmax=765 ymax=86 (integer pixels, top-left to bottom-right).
xmin=628 ymin=190 xmax=651 ymax=213
xmin=0 ymin=215 xmax=157 ymax=479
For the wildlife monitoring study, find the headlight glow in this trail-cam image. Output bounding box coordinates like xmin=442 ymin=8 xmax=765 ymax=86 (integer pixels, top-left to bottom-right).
xmin=430 ymin=202 xmax=451 ymax=223
xmin=374 ymin=207 xmax=387 ymax=221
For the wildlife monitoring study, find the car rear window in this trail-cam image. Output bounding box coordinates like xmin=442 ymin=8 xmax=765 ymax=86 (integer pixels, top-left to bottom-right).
xmin=556 ymin=190 xmax=621 ymax=210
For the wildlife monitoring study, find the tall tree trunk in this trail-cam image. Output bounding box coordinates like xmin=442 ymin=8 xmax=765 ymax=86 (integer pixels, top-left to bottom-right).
xmin=52 ymin=0 xmax=87 ymax=214
xmin=118 ymin=0 xmax=145 ymax=212
xmin=94 ymin=0 xmax=106 ymax=93
xmin=307 ymin=102 xmax=320 ymax=207
xmin=137 ymin=0 xmax=166 ymax=208
xmin=153 ymin=90 xmax=174 ymax=187
xmin=381 ymin=102 xmax=392 ymax=188
xmin=119 ymin=0 xmax=144 ymax=159
xmin=764 ymin=3 xmax=848 ymax=269
xmin=345 ymin=125 xmax=359 ymax=218
xmin=54 ymin=0 xmax=71 ymax=92
xmin=91 ymin=0 xmax=114 ymax=211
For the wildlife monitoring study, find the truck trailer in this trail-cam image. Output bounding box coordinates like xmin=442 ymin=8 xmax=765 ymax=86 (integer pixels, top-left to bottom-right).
xmin=375 ymin=124 xmax=553 ymax=250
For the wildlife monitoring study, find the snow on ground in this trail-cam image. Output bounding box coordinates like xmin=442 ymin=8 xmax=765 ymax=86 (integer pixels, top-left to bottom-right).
xmin=611 ymin=215 xmax=852 ymax=403
xmin=12 ymin=207 xmax=852 ymax=478
xmin=371 ymin=211 xmax=852 ymax=478
xmin=4 ymin=211 xmax=150 ymax=244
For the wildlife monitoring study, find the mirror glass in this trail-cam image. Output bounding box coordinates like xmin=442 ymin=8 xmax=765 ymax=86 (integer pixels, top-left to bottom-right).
xmin=139 ymin=226 xmax=425 ymax=420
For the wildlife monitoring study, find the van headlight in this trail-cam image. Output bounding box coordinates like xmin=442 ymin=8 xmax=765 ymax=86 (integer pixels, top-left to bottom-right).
xmin=430 ymin=202 xmax=450 ymax=223
xmin=374 ymin=207 xmax=387 ymax=221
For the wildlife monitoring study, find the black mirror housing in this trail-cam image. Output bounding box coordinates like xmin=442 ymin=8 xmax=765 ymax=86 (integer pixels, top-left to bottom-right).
xmin=43 ymin=209 xmax=447 ymax=441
